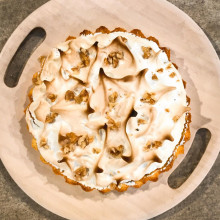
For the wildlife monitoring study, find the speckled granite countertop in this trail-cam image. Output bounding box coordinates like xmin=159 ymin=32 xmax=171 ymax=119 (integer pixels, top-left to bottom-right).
xmin=0 ymin=0 xmax=219 ymax=219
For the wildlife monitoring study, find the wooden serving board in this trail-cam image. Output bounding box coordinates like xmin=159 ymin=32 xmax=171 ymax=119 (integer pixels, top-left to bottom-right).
xmin=0 ymin=0 xmax=219 ymax=219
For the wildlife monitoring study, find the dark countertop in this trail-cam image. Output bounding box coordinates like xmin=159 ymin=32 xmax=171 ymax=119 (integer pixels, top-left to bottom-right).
xmin=0 ymin=0 xmax=219 ymax=219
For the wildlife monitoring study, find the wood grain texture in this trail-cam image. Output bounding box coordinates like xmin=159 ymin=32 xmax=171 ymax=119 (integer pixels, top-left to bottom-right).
xmin=0 ymin=0 xmax=219 ymax=219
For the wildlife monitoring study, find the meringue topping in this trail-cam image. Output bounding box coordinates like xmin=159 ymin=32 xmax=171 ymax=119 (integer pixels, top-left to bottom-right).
xmin=26 ymin=31 xmax=189 ymax=190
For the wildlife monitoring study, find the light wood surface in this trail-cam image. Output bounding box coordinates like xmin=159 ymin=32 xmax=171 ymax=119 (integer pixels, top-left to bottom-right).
xmin=0 ymin=0 xmax=219 ymax=219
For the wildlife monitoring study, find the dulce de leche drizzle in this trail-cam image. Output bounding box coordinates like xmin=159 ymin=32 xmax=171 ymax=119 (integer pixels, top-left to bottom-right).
xmin=26 ymin=28 xmax=190 ymax=191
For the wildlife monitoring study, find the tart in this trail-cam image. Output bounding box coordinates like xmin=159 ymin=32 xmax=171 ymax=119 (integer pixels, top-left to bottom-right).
xmin=25 ymin=26 xmax=191 ymax=193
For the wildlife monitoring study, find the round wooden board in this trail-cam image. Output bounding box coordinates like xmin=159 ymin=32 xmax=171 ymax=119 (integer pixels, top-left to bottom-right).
xmin=0 ymin=0 xmax=219 ymax=219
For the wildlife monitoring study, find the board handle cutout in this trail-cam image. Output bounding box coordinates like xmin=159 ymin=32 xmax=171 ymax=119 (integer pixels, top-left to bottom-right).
xmin=168 ymin=128 xmax=211 ymax=189
xmin=4 ymin=27 xmax=46 ymax=88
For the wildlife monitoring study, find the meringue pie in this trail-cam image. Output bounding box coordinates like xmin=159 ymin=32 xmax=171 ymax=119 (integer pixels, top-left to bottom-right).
xmin=25 ymin=27 xmax=191 ymax=192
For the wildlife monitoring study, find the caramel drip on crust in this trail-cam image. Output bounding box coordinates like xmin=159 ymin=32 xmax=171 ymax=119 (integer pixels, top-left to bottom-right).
xmin=27 ymin=27 xmax=191 ymax=192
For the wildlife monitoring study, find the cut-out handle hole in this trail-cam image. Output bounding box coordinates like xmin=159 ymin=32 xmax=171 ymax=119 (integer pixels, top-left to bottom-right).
xmin=4 ymin=27 xmax=46 ymax=88
xmin=168 ymin=128 xmax=211 ymax=189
